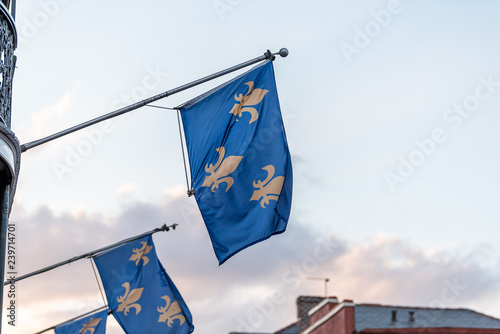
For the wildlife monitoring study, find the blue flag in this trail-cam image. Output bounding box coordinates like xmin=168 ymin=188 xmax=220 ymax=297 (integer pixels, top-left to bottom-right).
xmin=93 ymin=236 xmax=194 ymax=334
xmin=179 ymin=60 xmax=293 ymax=264
xmin=54 ymin=309 xmax=108 ymax=334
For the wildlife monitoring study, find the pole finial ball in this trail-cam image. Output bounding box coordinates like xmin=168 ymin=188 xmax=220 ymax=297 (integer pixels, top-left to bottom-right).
xmin=279 ymin=48 xmax=289 ymax=57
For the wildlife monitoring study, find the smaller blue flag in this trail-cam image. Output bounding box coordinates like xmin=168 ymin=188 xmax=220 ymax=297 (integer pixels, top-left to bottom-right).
xmin=93 ymin=235 xmax=194 ymax=334
xmin=54 ymin=309 xmax=108 ymax=334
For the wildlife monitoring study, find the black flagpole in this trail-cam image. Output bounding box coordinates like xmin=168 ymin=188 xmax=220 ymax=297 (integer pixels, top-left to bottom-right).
xmin=20 ymin=48 xmax=289 ymax=152
xmin=3 ymin=223 xmax=177 ymax=286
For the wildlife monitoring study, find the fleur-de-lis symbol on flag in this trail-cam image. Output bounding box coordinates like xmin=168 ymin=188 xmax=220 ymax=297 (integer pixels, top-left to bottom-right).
xmin=250 ymin=165 xmax=285 ymax=208
xmin=129 ymin=241 xmax=153 ymax=266
xmin=116 ymin=282 xmax=143 ymax=316
xmin=229 ymin=81 xmax=268 ymax=124
xmin=157 ymin=295 xmax=186 ymax=327
xmin=202 ymin=147 xmax=243 ymax=192
xmin=79 ymin=317 xmax=102 ymax=334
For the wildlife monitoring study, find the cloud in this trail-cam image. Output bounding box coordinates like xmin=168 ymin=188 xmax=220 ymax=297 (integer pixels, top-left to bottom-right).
xmin=16 ymin=83 xmax=81 ymax=142
xmin=165 ymin=184 xmax=188 ymax=199
xmin=114 ymin=182 xmax=138 ymax=197
xmin=331 ymin=235 xmax=500 ymax=308
xmin=7 ymin=198 xmax=500 ymax=334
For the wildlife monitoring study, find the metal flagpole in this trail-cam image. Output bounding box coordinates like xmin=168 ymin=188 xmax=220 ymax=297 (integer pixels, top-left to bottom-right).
xmin=20 ymin=48 xmax=289 ymax=152
xmin=34 ymin=305 xmax=108 ymax=334
xmin=3 ymin=223 xmax=178 ymax=286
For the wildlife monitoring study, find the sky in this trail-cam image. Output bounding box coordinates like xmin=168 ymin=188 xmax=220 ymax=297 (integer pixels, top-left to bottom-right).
xmin=3 ymin=0 xmax=500 ymax=333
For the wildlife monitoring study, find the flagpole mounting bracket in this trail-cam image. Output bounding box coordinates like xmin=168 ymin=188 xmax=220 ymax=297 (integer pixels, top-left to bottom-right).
xmin=160 ymin=223 xmax=178 ymax=232
xmin=264 ymin=49 xmax=275 ymax=60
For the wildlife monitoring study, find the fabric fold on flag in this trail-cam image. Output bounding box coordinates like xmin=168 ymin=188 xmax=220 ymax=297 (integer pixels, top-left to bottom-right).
xmin=54 ymin=309 xmax=108 ymax=334
xmin=93 ymin=235 xmax=193 ymax=334
xmin=179 ymin=60 xmax=293 ymax=264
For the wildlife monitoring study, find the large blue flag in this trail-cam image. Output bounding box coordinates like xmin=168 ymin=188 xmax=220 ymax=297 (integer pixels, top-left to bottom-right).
xmin=54 ymin=309 xmax=108 ymax=334
xmin=179 ymin=60 xmax=293 ymax=264
xmin=93 ymin=236 xmax=194 ymax=334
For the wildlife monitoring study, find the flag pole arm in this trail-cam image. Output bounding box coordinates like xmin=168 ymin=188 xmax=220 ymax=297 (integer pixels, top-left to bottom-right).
xmin=33 ymin=305 xmax=108 ymax=334
xmin=3 ymin=223 xmax=177 ymax=286
xmin=20 ymin=48 xmax=289 ymax=152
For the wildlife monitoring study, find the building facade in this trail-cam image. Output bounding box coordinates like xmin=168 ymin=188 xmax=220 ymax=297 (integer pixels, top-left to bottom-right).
xmin=232 ymin=296 xmax=500 ymax=334
xmin=0 ymin=0 xmax=20 ymax=329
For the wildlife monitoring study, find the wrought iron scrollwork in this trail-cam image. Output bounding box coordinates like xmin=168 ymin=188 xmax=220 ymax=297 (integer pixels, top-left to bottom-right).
xmin=0 ymin=10 xmax=15 ymax=127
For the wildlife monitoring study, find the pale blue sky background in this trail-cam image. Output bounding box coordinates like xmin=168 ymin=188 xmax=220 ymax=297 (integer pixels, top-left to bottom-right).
xmin=4 ymin=1 xmax=500 ymax=333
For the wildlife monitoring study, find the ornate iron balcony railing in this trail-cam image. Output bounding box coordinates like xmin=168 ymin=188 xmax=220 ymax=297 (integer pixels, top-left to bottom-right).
xmin=0 ymin=1 xmax=16 ymax=127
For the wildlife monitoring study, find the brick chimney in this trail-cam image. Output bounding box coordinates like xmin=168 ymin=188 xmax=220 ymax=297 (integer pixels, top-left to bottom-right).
xmin=296 ymin=296 xmax=325 ymax=332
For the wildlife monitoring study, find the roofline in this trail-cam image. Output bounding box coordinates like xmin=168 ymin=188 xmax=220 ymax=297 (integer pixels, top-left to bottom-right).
xmin=358 ymin=327 xmax=500 ymax=334
xmin=356 ymin=303 xmax=472 ymax=312
xmin=472 ymin=309 xmax=500 ymax=323
xmin=356 ymin=302 xmax=500 ymax=321
xmin=308 ymin=298 xmax=339 ymax=317
xmin=274 ymin=321 xmax=297 ymax=333
xmin=302 ymin=301 xmax=355 ymax=334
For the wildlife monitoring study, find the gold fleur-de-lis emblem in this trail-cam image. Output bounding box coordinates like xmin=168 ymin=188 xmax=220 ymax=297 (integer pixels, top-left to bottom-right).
xmin=129 ymin=241 xmax=153 ymax=266
xmin=116 ymin=282 xmax=143 ymax=316
xmin=79 ymin=317 xmax=102 ymax=334
xmin=229 ymin=81 xmax=268 ymax=124
xmin=250 ymin=165 xmax=285 ymax=208
xmin=202 ymin=146 xmax=243 ymax=192
xmin=158 ymin=295 xmax=186 ymax=327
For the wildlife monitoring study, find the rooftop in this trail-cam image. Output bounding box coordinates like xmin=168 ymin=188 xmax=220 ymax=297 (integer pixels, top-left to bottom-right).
xmin=355 ymin=304 xmax=500 ymax=331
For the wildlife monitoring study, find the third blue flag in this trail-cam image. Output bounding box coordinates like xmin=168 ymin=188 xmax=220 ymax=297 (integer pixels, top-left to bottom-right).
xmin=54 ymin=309 xmax=108 ymax=334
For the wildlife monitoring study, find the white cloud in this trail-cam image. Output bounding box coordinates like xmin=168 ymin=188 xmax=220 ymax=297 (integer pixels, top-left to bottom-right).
xmin=165 ymin=184 xmax=188 ymax=199
xmin=16 ymin=83 xmax=81 ymax=141
xmin=114 ymin=182 xmax=138 ymax=197
xmin=6 ymin=197 xmax=500 ymax=334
